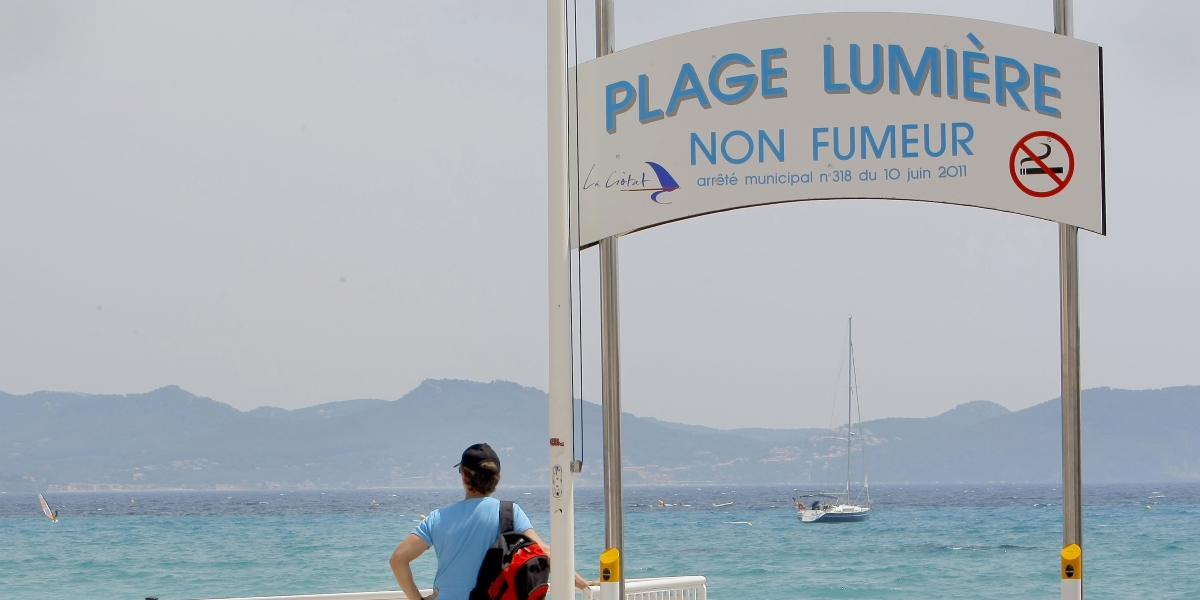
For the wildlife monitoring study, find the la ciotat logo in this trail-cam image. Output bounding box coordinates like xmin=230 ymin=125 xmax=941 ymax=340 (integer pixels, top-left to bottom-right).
xmin=622 ymin=161 xmax=680 ymax=203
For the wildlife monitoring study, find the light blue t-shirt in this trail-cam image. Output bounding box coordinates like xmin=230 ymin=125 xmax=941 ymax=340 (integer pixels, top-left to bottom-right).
xmin=412 ymin=497 xmax=533 ymax=600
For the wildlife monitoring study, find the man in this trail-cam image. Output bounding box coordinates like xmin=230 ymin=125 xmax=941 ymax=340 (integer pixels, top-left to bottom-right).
xmin=389 ymin=443 xmax=590 ymax=600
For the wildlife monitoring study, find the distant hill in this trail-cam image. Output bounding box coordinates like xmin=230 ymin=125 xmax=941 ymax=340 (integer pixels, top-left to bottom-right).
xmin=1 ymin=381 xmax=1197 ymax=491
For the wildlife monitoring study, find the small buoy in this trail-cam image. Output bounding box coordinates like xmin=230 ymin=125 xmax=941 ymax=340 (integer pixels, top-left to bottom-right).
xmin=748 ymin=522 xmax=753 ymax=526
xmin=657 ymin=499 xmax=665 ymax=506
xmin=1146 ymin=505 xmax=1152 ymax=510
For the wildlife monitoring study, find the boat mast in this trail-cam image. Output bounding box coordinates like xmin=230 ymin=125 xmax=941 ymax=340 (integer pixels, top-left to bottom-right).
xmin=846 ymin=316 xmax=853 ymax=499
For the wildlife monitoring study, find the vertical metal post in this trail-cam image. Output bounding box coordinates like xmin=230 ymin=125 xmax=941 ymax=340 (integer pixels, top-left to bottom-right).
xmin=595 ymin=3 xmax=623 ymax=598
xmin=600 ymin=236 xmax=623 ymax=550
xmin=1054 ymin=0 xmax=1073 ymax=37
xmin=595 ymin=0 xmax=615 ymax=58
xmin=546 ymin=2 xmax=576 ymax=599
xmin=1054 ymin=5 xmax=1082 ymax=600
xmin=600 ymin=235 xmax=624 ymax=599
xmin=1059 ymin=221 xmax=1083 ymax=600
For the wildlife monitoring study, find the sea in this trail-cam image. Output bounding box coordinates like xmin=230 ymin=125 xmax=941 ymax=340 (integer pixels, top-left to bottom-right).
xmin=1 ymin=483 xmax=1198 ymax=600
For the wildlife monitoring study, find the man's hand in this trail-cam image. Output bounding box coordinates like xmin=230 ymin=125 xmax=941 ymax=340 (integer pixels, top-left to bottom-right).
xmin=574 ymin=572 xmax=593 ymax=590
xmin=423 ymin=589 xmax=440 ymax=600
xmin=523 ymin=528 xmax=594 ymax=591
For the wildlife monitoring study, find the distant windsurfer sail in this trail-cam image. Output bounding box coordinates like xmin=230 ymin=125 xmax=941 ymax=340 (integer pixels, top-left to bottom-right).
xmin=39 ymin=493 xmax=58 ymax=523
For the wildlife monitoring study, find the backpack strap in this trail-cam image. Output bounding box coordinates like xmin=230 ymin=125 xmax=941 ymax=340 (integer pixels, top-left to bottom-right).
xmin=499 ymin=500 xmax=515 ymax=535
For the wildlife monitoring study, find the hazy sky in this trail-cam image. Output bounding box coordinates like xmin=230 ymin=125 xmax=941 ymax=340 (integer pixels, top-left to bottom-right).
xmin=1 ymin=1 xmax=1196 ymax=429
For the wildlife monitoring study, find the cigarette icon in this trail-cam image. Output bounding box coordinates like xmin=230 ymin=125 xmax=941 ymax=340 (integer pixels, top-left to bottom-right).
xmin=1020 ymin=166 xmax=1065 ymax=175
xmin=1019 ymin=142 xmax=1063 ymax=176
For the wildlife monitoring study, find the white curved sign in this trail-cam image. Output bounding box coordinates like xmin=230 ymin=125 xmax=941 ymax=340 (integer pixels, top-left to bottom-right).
xmin=570 ymin=13 xmax=1104 ymax=247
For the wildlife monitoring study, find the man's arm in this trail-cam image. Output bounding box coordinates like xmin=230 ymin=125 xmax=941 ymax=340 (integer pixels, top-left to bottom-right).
xmin=522 ymin=528 xmax=592 ymax=590
xmin=390 ymin=534 xmax=438 ymax=600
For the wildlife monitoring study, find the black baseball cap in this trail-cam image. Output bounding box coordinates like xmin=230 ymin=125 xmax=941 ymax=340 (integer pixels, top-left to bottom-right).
xmin=455 ymin=443 xmax=501 ymax=473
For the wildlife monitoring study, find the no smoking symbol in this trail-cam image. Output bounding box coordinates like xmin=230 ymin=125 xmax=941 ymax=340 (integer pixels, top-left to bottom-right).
xmin=1009 ymin=131 xmax=1074 ymax=197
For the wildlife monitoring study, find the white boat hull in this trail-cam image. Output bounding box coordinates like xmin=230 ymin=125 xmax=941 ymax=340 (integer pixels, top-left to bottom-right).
xmin=798 ymin=504 xmax=871 ymax=523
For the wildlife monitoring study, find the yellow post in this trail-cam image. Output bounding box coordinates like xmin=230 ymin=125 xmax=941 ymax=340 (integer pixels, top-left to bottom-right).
xmin=1061 ymin=543 xmax=1082 ymax=600
xmin=600 ymin=547 xmax=621 ymax=600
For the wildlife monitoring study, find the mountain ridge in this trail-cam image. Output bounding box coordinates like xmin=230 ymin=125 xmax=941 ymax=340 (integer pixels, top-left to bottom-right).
xmin=1 ymin=381 xmax=1197 ymax=491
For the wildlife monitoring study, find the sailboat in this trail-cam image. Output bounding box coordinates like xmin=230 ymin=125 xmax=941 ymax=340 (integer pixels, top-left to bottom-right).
xmin=39 ymin=493 xmax=59 ymax=523
xmin=795 ymin=317 xmax=872 ymax=523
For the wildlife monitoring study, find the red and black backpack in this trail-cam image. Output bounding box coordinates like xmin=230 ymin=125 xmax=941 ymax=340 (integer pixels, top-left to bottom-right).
xmin=469 ymin=501 xmax=550 ymax=600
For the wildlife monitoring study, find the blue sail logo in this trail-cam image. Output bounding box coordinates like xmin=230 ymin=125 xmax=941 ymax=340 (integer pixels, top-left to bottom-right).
xmin=623 ymin=161 xmax=680 ymax=203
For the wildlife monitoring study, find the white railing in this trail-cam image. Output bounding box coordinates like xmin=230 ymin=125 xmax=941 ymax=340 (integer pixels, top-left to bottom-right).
xmin=196 ymin=590 xmax=432 ymax=600
xmin=195 ymin=575 xmax=706 ymax=600
xmin=580 ymin=577 xmax=707 ymax=600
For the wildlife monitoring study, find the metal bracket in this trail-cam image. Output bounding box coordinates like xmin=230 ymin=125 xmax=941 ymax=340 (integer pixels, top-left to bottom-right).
xmin=552 ymin=465 xmax=563 ymax=499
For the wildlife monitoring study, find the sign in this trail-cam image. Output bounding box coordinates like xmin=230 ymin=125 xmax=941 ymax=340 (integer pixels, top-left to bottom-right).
xmin=1010 ymin=131 xmax=1074 ymax=197
xmin=569 ymin=13 xmax=1105 ymax=247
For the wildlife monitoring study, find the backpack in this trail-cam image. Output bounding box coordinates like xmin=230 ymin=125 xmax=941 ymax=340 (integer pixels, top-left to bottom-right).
xmin=469 ymin=501 xmax=550 ymax=600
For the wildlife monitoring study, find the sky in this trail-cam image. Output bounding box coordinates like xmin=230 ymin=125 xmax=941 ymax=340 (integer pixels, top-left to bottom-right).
xmin=0 ymin=0 xmax=1196 ymax=429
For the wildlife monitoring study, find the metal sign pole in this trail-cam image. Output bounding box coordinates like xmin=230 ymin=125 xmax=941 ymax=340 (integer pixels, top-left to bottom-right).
xmin=595 ymin=3 xmax=625 ymax=600
xmin=546 ymin=1 xmax=577 ymax=599
xmin=1059 ymin=220 xmax=1083 ymax=600
xmin=1054 ymin=3 xmax=1084 ymax=599
xmin=599 ymin=234 xmax=624 ymax=600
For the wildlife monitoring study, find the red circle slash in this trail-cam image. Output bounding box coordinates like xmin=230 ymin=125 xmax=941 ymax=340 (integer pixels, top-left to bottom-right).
xmin=1009 ymin=131 xmax=1074 ymax=198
